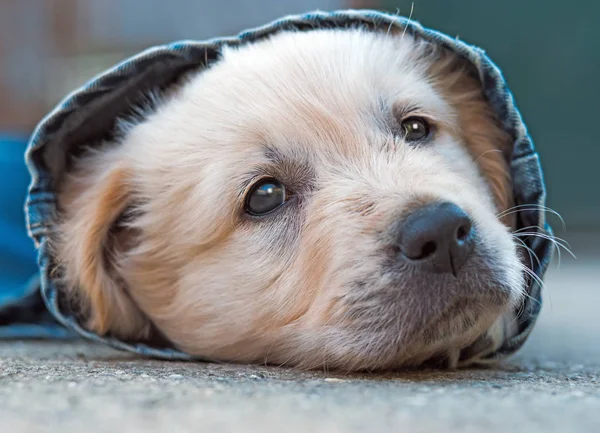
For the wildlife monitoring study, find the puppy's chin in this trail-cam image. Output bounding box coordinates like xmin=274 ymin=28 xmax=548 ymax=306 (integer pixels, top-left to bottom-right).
xmin=273 ymin=254 xmax=522 ymax=371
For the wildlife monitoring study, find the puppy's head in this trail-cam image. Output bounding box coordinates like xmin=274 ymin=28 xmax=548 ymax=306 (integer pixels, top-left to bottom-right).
xmin=55 ymin=29 xmax=524 ymax=370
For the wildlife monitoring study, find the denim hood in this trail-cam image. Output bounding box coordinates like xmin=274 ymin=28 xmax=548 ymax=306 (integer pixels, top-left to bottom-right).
xmin=24 ymin=9 xmax=553 ymax=365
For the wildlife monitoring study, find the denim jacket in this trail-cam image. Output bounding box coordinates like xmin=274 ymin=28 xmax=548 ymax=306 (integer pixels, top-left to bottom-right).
xmin=20 ymin=9 xmax=553 ymax=365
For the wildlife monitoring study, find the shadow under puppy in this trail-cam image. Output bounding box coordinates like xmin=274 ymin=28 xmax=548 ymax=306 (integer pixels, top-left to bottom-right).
xmin=53 ymin=28 xmax=526 ymax=371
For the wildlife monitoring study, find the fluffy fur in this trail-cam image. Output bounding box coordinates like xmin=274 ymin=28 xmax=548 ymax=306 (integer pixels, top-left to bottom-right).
xmin=53 ymin=29 xmax=523 ymax=370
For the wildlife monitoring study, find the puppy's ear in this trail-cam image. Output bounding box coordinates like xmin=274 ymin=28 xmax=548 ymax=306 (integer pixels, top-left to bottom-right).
xmin=424 ymin=45 xmax=516 ymax=227
xmin=54 ymin=146 xmax=151 ymax=340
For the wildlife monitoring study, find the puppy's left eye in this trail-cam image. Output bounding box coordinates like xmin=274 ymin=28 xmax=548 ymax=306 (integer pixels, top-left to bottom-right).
xmin=401 ymin=117 xmax=430 ymax=142
xmin=245 ymin=178 xmax=286 ymax=216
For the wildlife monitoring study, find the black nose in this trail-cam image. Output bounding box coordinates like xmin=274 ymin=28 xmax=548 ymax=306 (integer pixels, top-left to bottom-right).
xmin=398 ymin=202 xmax=474 ymax=275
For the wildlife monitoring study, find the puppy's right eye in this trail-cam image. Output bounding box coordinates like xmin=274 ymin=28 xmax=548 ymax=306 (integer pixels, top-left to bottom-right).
xmin=245 ymin=178 xmax=286 ymax=216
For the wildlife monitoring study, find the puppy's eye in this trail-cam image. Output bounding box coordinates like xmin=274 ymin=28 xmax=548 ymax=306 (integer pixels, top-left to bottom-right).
xmin=401 ymin=117 xmax=430 ymax=142
xmin=245 ymin=178 xmax=286 ymax=216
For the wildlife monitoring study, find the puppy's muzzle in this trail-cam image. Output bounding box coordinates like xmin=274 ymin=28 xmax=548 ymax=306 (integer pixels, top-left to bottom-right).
xmin=397 ymin=202 xmax=475 ymax=275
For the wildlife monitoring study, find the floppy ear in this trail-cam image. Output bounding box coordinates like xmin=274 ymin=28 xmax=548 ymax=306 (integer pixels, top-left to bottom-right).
xmin=53 ymin=145 xmax=152 ymax=340
xmin=425 ymin=46 xmax=516 ymax=228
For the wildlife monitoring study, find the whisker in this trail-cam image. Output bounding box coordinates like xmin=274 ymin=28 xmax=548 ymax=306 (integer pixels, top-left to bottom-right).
xmin=498 ymin=204 xmax=564 ymax=222
xmin=512 ymin=225 xmax=573 ymax=253
xmin=510 ymin=226 xmax=572 ymax=270
xmin=513 ymin=295 xmax=527 ymax=323
xmin=497 ymin=204 xmax=566 ymax=230
xmin=514 ymin=232 xmax=563 ymax=267
xmin=515 ymin=263 xmax=546 ymax=321
xmin=386 ymin=8 xmax=401 ymax=36
xmin=401 ymin=2 xmax=415 ymax=39
xmin=474 ymin=149 xmax=502 ymax=164
xmin=274 ymin=350 xmax=299 ymax=369
xmin=513 ymin=231 xmax=576 ymax=270
xmin=517 ymin=263 xmax=544 ymax=296
xmin=498 ymin=203 xmax=560 ymax=216
xmin=512 ymin=229 xmax=573 ymax=250
xmin=263 ymin=340 xmax=277 ymax=367
xmin=512 ymin=235 xmax=541 ymax=269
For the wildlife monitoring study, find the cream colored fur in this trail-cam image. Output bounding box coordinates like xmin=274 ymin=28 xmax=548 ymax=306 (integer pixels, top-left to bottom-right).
xmin=54 ymin=29 xmax=522 ymax=370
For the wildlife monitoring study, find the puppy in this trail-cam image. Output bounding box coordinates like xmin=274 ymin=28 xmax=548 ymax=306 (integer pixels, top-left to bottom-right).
xmin=53 ymin=28 xmax=523 ymax=371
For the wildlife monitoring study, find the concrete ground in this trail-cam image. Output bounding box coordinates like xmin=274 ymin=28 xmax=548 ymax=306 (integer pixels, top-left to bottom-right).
xmin=1 ymin=232 xmax=599 ymax=433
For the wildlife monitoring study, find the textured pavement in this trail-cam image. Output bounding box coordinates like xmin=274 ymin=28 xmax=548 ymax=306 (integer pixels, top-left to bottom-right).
xmin=1 ymin=232 xmax=599 ymax=433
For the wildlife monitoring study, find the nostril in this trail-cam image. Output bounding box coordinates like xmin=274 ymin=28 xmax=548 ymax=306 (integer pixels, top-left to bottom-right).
xmin=418 ymin=240 xmax=437 ymax=259
xmin=403 ymin=240 xmax=437 ymax=260
xmin=456 ymin=224 xmax=470 ymax=241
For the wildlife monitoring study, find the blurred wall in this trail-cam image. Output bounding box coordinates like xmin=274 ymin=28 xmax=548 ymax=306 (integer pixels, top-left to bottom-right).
xmin=0 ymin=0 xmax=347 ymax=131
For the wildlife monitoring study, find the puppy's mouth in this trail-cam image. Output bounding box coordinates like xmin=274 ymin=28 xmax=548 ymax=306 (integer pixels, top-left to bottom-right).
xmin=380 ymin=241 xmax=517 ymax=304
xmin=331 ymin=243 xmax=520 ymax=368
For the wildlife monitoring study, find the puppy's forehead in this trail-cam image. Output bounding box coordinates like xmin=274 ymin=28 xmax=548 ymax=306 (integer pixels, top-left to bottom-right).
xmin=181 ymin=30 xmax=448 ymax=159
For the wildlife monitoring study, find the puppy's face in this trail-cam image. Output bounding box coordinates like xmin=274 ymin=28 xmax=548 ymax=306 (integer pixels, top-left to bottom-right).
xmin=56 ymin=29 xmax=524 ymax=370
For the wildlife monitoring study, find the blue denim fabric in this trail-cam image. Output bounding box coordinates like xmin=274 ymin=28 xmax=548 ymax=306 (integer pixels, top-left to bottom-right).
xmin=0 ymin=136 xmax=75 ymax=339
xmin=19 ymin=9 xmax=553 ymax=363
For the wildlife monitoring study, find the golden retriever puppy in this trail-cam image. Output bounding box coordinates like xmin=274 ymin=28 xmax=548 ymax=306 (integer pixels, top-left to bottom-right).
xmin=53 ymin=29 xmax=523 ymax=371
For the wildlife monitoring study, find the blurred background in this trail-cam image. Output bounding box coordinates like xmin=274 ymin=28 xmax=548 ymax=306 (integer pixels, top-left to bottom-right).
xmin=0 ymin=0 xmax=598 ymax=330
